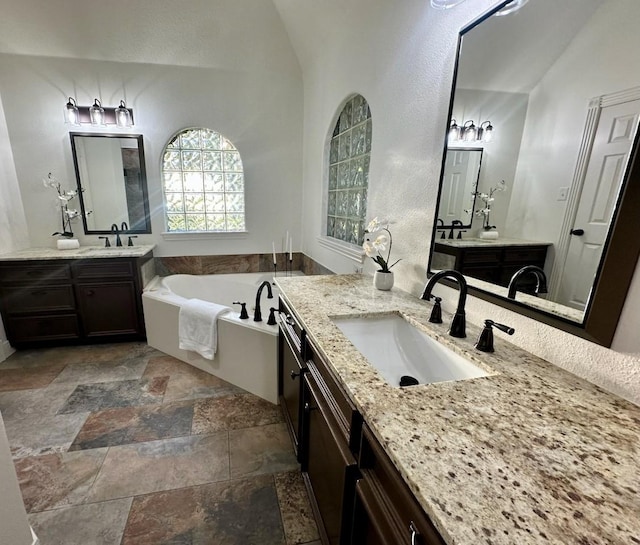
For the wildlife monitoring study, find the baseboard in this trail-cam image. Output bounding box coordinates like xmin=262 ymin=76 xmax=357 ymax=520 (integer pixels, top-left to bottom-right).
xmin=0 ymin=339 xmax=14 ymax=363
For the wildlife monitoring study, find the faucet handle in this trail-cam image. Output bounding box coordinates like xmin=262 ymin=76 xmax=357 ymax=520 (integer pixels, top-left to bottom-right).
xmin=98 ymin=236 xmax=111 ymax=248
xmin=232 ymin=301 xmax=249 ymax=319
xmin=429 ymin=297 xmax=443 ymax=324
xmin=475 ymin=319 xmax=515 ymax=352
xmin=267 ymin=307 xmax=278 ymax=326
xmin=127 ymin=235 xmax=138 ymax=247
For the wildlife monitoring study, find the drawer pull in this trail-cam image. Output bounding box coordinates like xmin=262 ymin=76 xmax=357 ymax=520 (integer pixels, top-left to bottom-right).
xmin=304 ymin=402 xmax=317 ymax=413
xmin=285 ymin=314 xmax=296 ymax=326
xmin=290 ymin=370 xmax=301 ymax=380
xmin=410 ymin=521 xmax=420 ymax=545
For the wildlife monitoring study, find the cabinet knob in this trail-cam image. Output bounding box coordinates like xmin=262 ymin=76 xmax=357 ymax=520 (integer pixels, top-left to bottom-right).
xmin=290 ymin=370 xmax=300 ymax=380
xmin=285 ymin=314 xmax=295 ymax=326
xmin=303 ymin=402 xmax=317 ymax=413
xmin=86 ymin=289 xmax=95 ymax=296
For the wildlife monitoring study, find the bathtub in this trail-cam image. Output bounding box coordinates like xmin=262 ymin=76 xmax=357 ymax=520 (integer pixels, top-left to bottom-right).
xmin=142 ymin=272 xmax=285 ymax=404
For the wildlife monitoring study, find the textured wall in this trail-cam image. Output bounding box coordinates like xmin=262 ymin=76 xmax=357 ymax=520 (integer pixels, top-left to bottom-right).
xmin=273 ymin=0 xmax=640 ymax=404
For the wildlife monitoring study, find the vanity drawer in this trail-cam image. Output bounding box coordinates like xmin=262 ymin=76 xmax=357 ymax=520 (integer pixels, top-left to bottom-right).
xmin=460 ymin=248 xmax=502 ymax=264
xmin=7 ymin=314 xmax=80 ymax=342
xmin=1 ymin=285 xmax=76 ymax=314
xmin=503 ymin=246 xmax=547 ymax=264
xmin=358 ymin=424 xmax=445 ymax=545
xmin=73 ymin=260 xmax=134 ymax=279
xmin=0 ymin=263 xmax=71 ymax=284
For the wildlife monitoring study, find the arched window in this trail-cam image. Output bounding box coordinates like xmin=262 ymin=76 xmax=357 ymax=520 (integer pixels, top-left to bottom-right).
xmin=162 ymin=128 xmax=246 ymax=232
xmin=326 ymin=95 xmax=372 ymax=245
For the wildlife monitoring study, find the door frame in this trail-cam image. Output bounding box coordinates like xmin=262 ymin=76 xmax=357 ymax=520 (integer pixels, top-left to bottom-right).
xmin=549 ymin=86 xmax=640 ymax=301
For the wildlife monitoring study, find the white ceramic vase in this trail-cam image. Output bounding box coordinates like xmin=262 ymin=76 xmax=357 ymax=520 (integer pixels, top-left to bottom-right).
xmin=373 ymin=271 xmax=394 ymax=291
xmin=478 ymin=229 xmax=499 ymax=240
xmin=56 ymin=238 xmax=80 ymax=250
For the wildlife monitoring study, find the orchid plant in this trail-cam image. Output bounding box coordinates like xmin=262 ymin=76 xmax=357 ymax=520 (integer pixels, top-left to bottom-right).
xmin=43 ymin=172 xmax=87 ymax=238
xmin=362 ymin=217 xmax=401 ymax=273
xmin=473 ymin=180 xmax=506 ymax=231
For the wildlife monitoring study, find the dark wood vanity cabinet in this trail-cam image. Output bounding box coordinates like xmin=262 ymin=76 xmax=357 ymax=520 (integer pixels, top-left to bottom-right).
xmin=277 ymin=296 xmax=446 ymax=545
xmin=354 ymin=425 xmax=446 ymax=545
xmin=0 ymin=256 xmax=149 ymax=347
xmin=434 ymin=242 xmax=548 ymax=287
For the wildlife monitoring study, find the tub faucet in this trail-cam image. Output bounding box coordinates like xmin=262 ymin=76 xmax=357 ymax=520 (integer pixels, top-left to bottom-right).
xmin=507 ymin=265 xmax=548 ymax=299
xmin=254 ymin=280 xmax=273 ymax=322
xmin=111 ymin=224 xmax=122 ymax=247
xmin=421 ymin=269 xmax=468 ymax=338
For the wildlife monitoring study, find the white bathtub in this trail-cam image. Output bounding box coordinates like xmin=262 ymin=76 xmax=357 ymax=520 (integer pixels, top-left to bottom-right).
xmin=142 ymin=272 xmax=283 ymax=404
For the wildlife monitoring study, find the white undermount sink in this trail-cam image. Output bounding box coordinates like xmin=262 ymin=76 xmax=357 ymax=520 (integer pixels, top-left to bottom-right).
xmin=331 ymin=313 xmax=489 ymax=387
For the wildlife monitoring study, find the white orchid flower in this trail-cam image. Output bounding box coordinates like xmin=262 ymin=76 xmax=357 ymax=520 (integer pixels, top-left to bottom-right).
xmin=366 ymin=217 xmax=381 ymax=233
xmin=362 ymin=240 xmax=377 ymax=257
xmin=372 ymin=233 xmax=388 ymax=252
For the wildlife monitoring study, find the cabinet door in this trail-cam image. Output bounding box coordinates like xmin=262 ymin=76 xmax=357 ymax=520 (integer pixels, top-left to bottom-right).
xmin=77 ymin=281 xmax=140 ymax=337
xmin=303 ymin=377 xmax=358 ymax=545
xmin=278 ymin=325 xmax=305 ymax=459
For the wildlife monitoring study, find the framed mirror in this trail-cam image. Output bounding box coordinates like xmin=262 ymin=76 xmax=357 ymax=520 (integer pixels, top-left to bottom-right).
xmin=70 ymin=133 xmax=152 ymax=234
xmin=437 ymin=147 xmax=482 ymax=229
xmin=428 ymin=0 xmax=640 ymax=347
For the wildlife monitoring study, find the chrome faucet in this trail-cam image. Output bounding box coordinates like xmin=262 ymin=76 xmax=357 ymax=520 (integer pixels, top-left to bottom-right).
xmin=110 ymin=224 xmax=122 ymax=247
xmin=507 ymin=265 xmax=548 ymax=299
xmin=421 ymin=269 xmax=468 ymax=338
xmin=253 ymin=280 xmax=273 ymax=322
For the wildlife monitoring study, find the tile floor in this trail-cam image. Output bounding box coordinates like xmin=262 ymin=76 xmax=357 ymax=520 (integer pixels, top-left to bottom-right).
xmin=0 ymin=342 xmax=320 ymax=545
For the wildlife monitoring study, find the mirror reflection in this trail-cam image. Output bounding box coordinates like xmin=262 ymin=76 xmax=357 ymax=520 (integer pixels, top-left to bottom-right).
xmin=437 ymin=148 xmax=482 ymax=230
xmin=70 ymin=133 xmax=151 ymax=234
xmin=432 ymin=0 xmax=640 ymax=324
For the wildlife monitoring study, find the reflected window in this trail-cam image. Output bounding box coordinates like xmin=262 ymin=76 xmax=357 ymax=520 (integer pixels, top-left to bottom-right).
xmin=162 ymin=128 xmax=246 ymax=232
xmin=326 ymin=95 xmax=372 ymax=245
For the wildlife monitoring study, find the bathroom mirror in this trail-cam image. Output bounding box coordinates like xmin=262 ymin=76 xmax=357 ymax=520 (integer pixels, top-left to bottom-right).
xmin=70 ymin=133 xmax=151 ymax=234
xmin=437 ymin=147 xmax=482 ymax=229
xmin=428 ymin=0 xmax=640 ymax=347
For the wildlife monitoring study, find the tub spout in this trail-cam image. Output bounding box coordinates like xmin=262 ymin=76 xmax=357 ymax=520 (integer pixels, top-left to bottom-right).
xmin=254 ymin=281 xmax=273 ymax=322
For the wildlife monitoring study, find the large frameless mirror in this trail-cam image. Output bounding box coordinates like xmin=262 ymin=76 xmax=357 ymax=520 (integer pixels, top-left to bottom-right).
xmin=70 ymin=133 xmax=152 ymax=234
xmin=428 ymin=0 xmax=640 ymax=346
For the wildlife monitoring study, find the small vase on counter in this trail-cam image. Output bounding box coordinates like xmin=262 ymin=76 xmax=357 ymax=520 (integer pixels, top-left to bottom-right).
xmin=373 ymin=271 xmax=394 ymax=291
xmin=56 ymin=238 xmax=80 ymax=250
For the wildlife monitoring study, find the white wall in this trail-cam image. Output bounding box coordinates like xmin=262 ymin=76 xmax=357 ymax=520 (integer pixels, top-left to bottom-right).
xmin=273 ymin=0 xmax=640 ymax=404
xmin=0 ymin=0 xmax=302 ymax=257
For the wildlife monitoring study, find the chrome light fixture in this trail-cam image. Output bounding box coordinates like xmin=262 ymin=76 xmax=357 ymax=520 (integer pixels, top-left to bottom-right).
xmin=63 ymin=97 xmax=134 ymax=127
xmin=64 ymin=97 xmax=80 ymax=125
xmin=478 ymin=121 xmax=494 ymax=143
xmin=89 ymin=99 xmax=105 ymax=126
xmin=114 ymin=100 xmax=133 ymax=128
xmin=448 ymin=119 xmax=462 ymax=142
xmin=462 ymin=120 xmax=477 ymax=142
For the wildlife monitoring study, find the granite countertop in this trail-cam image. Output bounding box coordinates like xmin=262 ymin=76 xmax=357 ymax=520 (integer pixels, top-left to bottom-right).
xmin=435 ymin=237 xmax=552 ymax=248
xmin=0 ymin=245 xmax=155 ymax=261
xmin=275 ymin=274 xmax=639 ymax=545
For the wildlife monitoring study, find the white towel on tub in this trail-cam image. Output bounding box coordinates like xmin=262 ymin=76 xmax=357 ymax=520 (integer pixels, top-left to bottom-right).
xmin=178 ymin=298 xmax=231 ymax=360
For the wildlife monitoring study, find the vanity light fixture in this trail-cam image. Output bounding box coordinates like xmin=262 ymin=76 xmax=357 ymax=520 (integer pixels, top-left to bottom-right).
xmin=63 ymin=97 xmax=134 ymax=127
xmin=114 ymin=100 xmax=133 ymax=128
xmin=64 ymin=97 xmax=80 ymax=126
xmin=448 ymin=119 xmax=494 ymax=144
xmin=89 ymin=99 xmax=105 ymax=126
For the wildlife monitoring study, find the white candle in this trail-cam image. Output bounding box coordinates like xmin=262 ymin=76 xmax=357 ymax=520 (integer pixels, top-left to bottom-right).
xmin=285 ymin=231 xmax=289 ymax=253
xmin=272 ymin=242 xmax=276 ymax=265
xmin=289 ymin=237 xmax=293 ymax=260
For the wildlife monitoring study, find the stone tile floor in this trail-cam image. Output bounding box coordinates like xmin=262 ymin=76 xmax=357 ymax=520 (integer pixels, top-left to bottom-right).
xmin=0 ymin=342 xmax=320 ymax=545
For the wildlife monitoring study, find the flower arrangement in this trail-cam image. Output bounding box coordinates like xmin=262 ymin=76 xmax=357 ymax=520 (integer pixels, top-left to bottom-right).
xmin=362 ymin=217 xmax=401 ymax=273
xmin=43 ymin=172 xmax=86 ymax=238
xmin=474 ymin=180 xmax=506 ymax=231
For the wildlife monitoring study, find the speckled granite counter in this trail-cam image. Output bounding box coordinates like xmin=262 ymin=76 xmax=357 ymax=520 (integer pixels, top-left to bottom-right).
xmin=275 ymin=274 xmax=639 ymax=545
xmin=436 ymin=237 xmax=551 ymax=248
xmin=0 ymin=245 xmax=155 ymax=260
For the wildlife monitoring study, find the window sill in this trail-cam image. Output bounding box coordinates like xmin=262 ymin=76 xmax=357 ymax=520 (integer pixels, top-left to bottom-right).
xmin=161 ymin=231 xmax=249 ymax=241
xmin=317 ymin=236 xmax=364 ymax=263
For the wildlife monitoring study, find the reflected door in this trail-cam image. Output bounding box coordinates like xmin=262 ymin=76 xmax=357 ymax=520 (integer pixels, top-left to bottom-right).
xmin=439 ymin=149 xmax=482 ymax=226
xmin=558 ymin=99 xmax=640 ymax=310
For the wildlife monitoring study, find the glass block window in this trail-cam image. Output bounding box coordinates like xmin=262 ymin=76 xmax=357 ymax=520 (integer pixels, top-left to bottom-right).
xmin=162 ymin=128 xmax=246 ymax=232
xmin=327 ymin=95 xmax=371 ymax=245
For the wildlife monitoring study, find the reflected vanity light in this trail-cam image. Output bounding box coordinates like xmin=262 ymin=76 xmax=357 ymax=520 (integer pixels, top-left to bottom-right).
xmin=64 ymin=97 xmax=134 ymax=127
xmin=449 ymin=119 xmax=493 ymax=144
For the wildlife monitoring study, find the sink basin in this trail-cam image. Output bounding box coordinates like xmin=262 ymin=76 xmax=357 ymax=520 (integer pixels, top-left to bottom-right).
xmin=331 ymin=314 xmax=488 ymax=387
